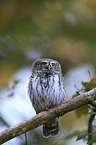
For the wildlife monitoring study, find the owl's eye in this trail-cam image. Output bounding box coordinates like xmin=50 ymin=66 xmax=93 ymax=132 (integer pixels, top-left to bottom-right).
xmin=52 ymin=63 xmax=55 ymax=67
xmin=42 ymin=62 xmax=47 ymax=66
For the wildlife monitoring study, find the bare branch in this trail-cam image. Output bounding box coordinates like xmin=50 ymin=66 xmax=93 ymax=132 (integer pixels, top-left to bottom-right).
xmin=88 ymin=112 xmax=95 ymax=145
xmin=0 ymin=88 xmax=96 ymax=144
xmin=88 ymin=107 xmax=96 ymax=145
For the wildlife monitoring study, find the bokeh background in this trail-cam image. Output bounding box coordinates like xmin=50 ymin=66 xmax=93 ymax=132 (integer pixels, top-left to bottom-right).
xmin=0 ymin=0 xmax=96 ymax=145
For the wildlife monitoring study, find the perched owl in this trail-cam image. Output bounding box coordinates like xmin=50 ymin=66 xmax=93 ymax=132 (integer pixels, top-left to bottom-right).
xmin=28 ymin=58 xmax=65 ymax=137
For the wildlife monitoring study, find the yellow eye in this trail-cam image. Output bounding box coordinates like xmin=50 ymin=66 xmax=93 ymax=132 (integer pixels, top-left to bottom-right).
xmin=42 ymin=62 xmax=47 ymax=66
xmin=52 ymin=63 xmax=55 ymax=67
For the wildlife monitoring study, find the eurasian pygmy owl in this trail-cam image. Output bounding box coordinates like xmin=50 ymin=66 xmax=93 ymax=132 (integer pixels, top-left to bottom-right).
xmin=28 ymin=58 xmax=65 ymax=137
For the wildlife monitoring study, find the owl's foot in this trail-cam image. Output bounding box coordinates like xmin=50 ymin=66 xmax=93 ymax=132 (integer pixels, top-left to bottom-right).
xmin=46 ymin=106 xmax=54 ymax=112
xmin=46 ymin=107 xmax=50 ymax=112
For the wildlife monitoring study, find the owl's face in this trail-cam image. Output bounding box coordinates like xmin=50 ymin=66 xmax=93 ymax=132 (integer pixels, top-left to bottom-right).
xmin=32 ymin=58 xmax=62 ymax=75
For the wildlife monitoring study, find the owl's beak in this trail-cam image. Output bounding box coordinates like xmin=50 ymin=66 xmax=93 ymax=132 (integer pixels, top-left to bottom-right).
xmin=48 ymin=65 xmax=50 ymax=70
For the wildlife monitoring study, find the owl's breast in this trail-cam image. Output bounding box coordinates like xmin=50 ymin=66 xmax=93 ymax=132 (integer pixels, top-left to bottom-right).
xmin=29 ymin=74 xmax=65 ymax=113
xmin=40 ymin=75 xmax=51 ymax=88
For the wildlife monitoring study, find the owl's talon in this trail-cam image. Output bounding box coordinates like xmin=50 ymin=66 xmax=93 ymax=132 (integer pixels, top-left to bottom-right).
xmin=46 ymin=108 xmax=50 ymax=112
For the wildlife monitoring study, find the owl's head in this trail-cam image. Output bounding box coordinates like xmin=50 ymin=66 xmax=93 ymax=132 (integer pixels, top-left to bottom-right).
xmin=32 ymin=58 xmax=62 ymax=75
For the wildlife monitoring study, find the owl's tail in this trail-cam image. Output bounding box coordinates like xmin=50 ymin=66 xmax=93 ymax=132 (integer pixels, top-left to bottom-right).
xmin=43 ymin=117 xmax=59 ymax=137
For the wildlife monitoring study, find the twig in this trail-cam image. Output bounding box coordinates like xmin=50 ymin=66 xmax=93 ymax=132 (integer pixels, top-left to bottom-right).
xmin=25 ymin=132 xmax=27 ymax=145
xmin=0 ymin=88 xmax=96 ymax=144
xmin=88 ymin=107 xmax=96 ymax=145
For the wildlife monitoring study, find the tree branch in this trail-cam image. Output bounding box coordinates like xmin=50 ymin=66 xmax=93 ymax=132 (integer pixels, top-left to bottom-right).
xmin=88 ymin=107 xmax=96 ymax=145
xmin=0 ymin=88 xmax=96 ymax=144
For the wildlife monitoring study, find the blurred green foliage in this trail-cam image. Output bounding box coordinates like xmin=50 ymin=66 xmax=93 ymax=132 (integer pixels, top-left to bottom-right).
xmin=0 ymin=0 xmax=96 ymax=85
xmin=73 ymin=75 xmax=96 ymax=117
xmin=0 ymin=0 xmax=96 ymax=86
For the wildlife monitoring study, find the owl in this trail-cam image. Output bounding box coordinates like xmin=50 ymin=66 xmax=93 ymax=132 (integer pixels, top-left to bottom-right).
xmin=28 ymin=58 xmax=65 ymax=137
